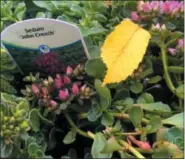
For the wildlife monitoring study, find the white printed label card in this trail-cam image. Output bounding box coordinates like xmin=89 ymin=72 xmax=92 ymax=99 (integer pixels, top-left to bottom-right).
xmin=1 ymin=18 xmax=89 ymax=75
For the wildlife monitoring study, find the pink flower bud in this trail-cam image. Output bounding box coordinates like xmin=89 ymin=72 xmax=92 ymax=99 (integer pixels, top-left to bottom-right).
xmin=171 ymin=8 xmax=179 ymax=16
xmin=143 ymin=2 xmax=151 ymax=12
xmin=80 ymin=84 xmax=86 ymax=92
xmin=131 ymin=12 xmax=139 ymax=21
xmin=32 ymin=84 xmax=39 ymax=95
xmin=63 ymin=76 xmax=71 ymax=85
xmin=59 ymin=89 xmax=69 ymax=100
xmin=71 ymin=83 xmax=79 ymax=96
xmin=177 ymin=39 xmax=184 ymax=49
xmin=159 ymin=1 xmax=164 ymax=13
xmin=163 ymin=2 xmax=170 ymax=14
xmin=137 ymin=1 xmax=144 ymax=11
xmin=41 ymin=87 xmax=48 ymax=95
xmin=151 ymin=23 xmax=161 ymax=30
xmin=168 ymin=48 xmax=177 ymax=56
xmin=150 ymin=1 xmax=159 ymax=11
xmin=128 ymin=135 xmax=151 ymax=151
xmin=136 ymin=141 xmax=152 ymax=150
xmin=179 ymin=1 xmax=184 ymax=12
xmin=55 ymin=74 xmax=63 ymax=89
xmin=50 ymin=100 xmax=57 ymax=107
xmin=66 ymin=66 xmax=73 ymax=76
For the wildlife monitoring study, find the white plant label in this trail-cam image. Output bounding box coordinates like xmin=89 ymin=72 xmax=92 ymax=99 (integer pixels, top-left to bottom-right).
xmin=1 ymin=18 xmax=89 ymax=75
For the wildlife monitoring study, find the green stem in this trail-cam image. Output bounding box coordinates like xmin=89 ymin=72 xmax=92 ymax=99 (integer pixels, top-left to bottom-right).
xmin=160 ymin=44 xmax=183 ymax=99
xmin=115 ymin=131 xmax=142 ymax=136
xmin=66 ymin=112 xmax=145 ymax=158
xmin=168 ymin=66 xmax=184 ymax=74
xmin=179 ymin=99 xmax=183 ymax=112
xmin=78 ymin=112 xmax=149 ymax=125
xmin=63 ymin=111 xmax=92 ymax=139
xmin=135 ymin=148 xmax=154 ymax=154
xmin=111 ymin=112 xmax=149 ymax=125
xmin=118 ymin=140 xmax=145 ymax=159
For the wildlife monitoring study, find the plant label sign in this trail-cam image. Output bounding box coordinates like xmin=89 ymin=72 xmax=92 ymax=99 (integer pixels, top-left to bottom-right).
xmin=1 ymin=18 xmax=89 ymax=75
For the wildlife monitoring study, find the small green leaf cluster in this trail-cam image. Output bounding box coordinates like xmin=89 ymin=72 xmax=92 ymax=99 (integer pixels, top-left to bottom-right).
xmin=1 ymin=1 xmax=26 ymax=31
xmin=0 ymin=49 xmax=17 ymax=94
xmin=1 ymin=93 xmax=30 ymax=144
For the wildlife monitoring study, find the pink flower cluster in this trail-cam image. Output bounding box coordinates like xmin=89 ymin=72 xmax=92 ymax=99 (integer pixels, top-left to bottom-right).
xmin=131 ymin=1 xmax=184 ymax=22
xmin=31 ymin=83 xmax=57 ymax=109
xmin=168 ymin=38 xmax=184 ymax=56
xmin=55 ymin=71 xmax=81 ymax=101
xmin=30 ymin=65 xmax=93 ymax=110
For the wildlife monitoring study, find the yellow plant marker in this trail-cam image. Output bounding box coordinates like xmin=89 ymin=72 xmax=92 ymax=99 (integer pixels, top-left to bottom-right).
xmin=101 ymin=19 xmax=151 ymax=86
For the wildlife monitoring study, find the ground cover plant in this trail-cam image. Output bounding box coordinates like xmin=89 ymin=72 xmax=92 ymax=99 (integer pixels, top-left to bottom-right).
xmin=0 ymin=0 xmax=184 ymax=159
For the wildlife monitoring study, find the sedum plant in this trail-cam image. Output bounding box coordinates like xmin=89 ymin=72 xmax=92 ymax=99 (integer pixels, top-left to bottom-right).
xmin=0 ymin=93 xmax=50 ymax=158
xmin=0 ymin=0 xmax=184 ymax=159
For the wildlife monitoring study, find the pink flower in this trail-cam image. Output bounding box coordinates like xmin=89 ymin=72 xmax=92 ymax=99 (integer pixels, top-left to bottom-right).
xmin=151 ymin=23 xmax=161 ymax=30
xmin=143 ymin=2 xmax=151 ymax=12
xmin=159 ymin=1 xmax=164 ymax=13
xmin=131 ymin=12 xmax=139 ymax=21
xmin=137 ymin=1 xmax=144 ymax=11
xmin=32 ymin=84 xmax=39 ymax=95
xmin=63 ymin=76 xmax=71 ymax=85
xmin=177 ymin=39 xmax=184 ymax=49
xmin=128 ymin=136 xmax=151 ymax=151
xmin=41 ymin=87 xmax=48 ymax=95
xmin=168 ymin=48 xmax=177 ymax=56
xmin=59 ymin=89 xmax=69 ymax=100
xmin=80 ymin=84 xmax=86 ymax=92
xmin=150 ymin=1 xmax=159 ymax=11
xmin=163 ymin=3 xmax=169 ymax=14
xmin=162 ymin=1 xmax=180 ymax=15
xmin=71 ymin=83 xmax=79 ymax=96
xmin=179 ymin=1 xmax=184 ymax=12
xmin=55 ymin=74 xmax=63 ymax=89
xmin=66 ymin=66 xmax=73 ymax=76
xmin=50 ymin=100 xmax=57 ymax=107
xmin=136 ymin=141 xmax=151 ymax=150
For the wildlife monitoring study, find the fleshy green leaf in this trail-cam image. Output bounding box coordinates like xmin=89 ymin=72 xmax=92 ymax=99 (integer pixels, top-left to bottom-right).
xmin=35 ymin=149 xmax=44 ymax=158
xmin=36 ymin=12 xmax=46 ymax=18
xmin=137 ymin=93 xmax=154 ymax=104
xmin=148 ymin=76 xmax=162 ymax=84
xmin=87 ymin=46 xmax=101 ymax=59
xmin=176 ymin=85 xmax=184 ymax=99
xmin=101 ymin=137 xmax=122 ymax=154
xmin=130 ymin=82 xmax=143 ymax=94
xmin=1 ymin=144 xmax=13 ymax=158
xmin=101 ymin=112 xmax=114 ymax=126
xmin=85 ymin=58 xmax=106 ymax=79
xmin=146 ymin=116 xmax=162 ymax=134
xmin=164 ymin=127 xmax=184 ymax=150
xmin=139 ymin=102 xmax=172 ymax=115
xmin=87 ymin=102 xmax=102 ymax=122
xmin=129 ymin=106 xmax=143 ymax=129
xmin=153 ymin=141 xmax=183 ymax=158
xmin=91 ymin=133 xmax=112 ymax=158
xmin=28 ymin=143 xmax=39 ymax=155
xmin=162 ymin=113 xmax=184 ymax=128
xmin=63 ymin=131 xmax=76 ymax=144
xmin=29 ymin=109 xmax=40 ymax=132
xmin=94 ymin=79 xmax=111 ymax=101
xmin=114 ymin=88 xmax=130 ymax=100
